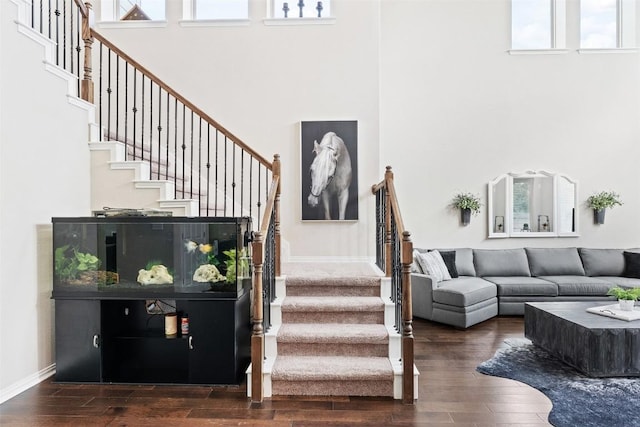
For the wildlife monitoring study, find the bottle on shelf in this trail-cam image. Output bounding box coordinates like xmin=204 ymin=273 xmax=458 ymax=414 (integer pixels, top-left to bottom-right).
xmin=181 ymin=313 xmax=189 ymax=336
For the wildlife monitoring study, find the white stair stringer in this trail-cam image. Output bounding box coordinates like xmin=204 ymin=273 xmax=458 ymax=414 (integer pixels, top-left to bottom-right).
xmin=89 ymin=141 xmax=200 ymax=216
xmin=12 ymin=8 xmax=98 ymax=137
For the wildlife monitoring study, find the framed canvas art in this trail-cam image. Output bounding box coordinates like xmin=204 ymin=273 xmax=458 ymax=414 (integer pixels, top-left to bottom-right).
xmin=300 ymin=120 xmax=358 ymax=221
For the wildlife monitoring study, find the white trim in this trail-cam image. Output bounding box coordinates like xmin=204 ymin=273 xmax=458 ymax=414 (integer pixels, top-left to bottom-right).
xmin=508 ymin=49 xmax=569 ymax=55
xmin=263 ymin=17 xmax=336 ymax=26
xmin=97 ymin=20 xmax=168 ymax=29
xmin=286 ymin=256 xmax=375 ymax=263
xmin=0 ymin=364 xmax=55 ymax=404
xmin=578 ymin=48 xmax=638 ymax=54
xmin=179 ymin=19 xmax=250 ymax=27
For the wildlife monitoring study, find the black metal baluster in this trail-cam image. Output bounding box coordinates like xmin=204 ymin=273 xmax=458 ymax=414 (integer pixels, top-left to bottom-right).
xmin=48 ymin=0 xmax=51 ymax=38
xmin=249 ymin=157 xmax=253 ymax=221
xmin=257 ymin=164 xmax=262 ymax=222
xmin=60 ymin=0 xmax=65 ymax=68
xmin=76 ymin=6 xmax=81 ymax=96
xmin=165 ymin=92 xmax=170 ymax=181
xmin=198 ymin=117 xmax=203 ymax=213
xmin=132 ymin=69 xmax=137 ymax=159
xmin=157 ymin=85 xmax=162 ymax=180
xmin=173 ymin=98 xmax=178 ymax=199
xmin=232 ymin=144 xmax=236 ymax=217
xmin=115 ymin=57 xmax=119 ymax=141
xmin=69 ymin=0 xmax=73 ymax=76
xmin=149 ymin=81 xmax=155 ymax=180
xmin=189 ymin=110 xmax=194 ymax=199
xmin=181 ymin=104 xmax=186 ymax=198
xmin=223 ymin=136 xmax=228 ymax=216
xmin=31 ymin=0 xmax=34 ymax=29
xmin=206 ymin=125 xmax=211 ymax=215
xmin=98 ymin=43 xmax=103 ymax=139
xmin=39 ymin=0 xmax=43 ymax=33
xmin=239 ymin=148 xmax=244 ymax=216
xmin=106 ymin=48 xmax=112 ymax=142
xmin=215 ymin=130 xmax=219 ymax=212
xmin=141 ymin=75 xmax=145 ymax=161
xmin=124 ymin=62 xmax=129 ymax=152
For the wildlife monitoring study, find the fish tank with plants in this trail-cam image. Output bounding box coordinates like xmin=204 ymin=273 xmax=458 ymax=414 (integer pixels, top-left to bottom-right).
xmin=52 ymin=217 xmax=252 ymax=296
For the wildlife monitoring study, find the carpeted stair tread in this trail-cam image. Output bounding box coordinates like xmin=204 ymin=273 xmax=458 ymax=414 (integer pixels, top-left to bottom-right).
xmin=278 ymin=323 xmax=388 ymax=344
xmin=281 ymin=296 xmax=384 ymax=312
xmin=272 ymin=356 xmax=393 ymax=381
xmin=285 ymin=276 xmax=381 ymax=297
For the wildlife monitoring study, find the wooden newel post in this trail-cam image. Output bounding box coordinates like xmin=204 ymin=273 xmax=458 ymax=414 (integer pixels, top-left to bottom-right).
xmin=251 ymin=232 xmax=264 ymax=403
xmin=273 ymin=154 xmax=281 ymax=277
xmin=384 ymin=166 xmax=393 ymax=277
xmin=81 ymin=1 xmax=94 ymax=103
xmin=401 ymin=231 xmax=415 ymax=404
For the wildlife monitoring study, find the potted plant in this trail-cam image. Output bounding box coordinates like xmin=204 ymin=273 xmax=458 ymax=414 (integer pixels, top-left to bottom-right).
xmin=606 ymin=286 xmax=640 ymax=311
xmin=452 ymin=192 xmax=482 ymax=226
xmin=586 ymin=191 xmax=622 ymax=225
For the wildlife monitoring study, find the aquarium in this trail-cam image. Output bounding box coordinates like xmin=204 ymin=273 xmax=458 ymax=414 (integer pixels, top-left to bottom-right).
xmin=52 ymin=217 xmax=252 ymax=296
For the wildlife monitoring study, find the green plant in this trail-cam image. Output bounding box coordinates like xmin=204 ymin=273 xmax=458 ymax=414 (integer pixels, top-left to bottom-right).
xmin=223 ymin=248 xmax=249 ymax=284
xmin=451 ymin=192 xmax=482 ymax=215
xmin=55 ymin=245 xmax=100 ymax=281
xmin=607 ymin=286 xmax=640 ymax=300
xmin=587 ymin=191 xmax=623 ymax=210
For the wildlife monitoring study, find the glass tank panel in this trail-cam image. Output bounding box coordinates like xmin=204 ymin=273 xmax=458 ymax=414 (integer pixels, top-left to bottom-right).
xmin=52 ymin=217 xmax=252 ymax=296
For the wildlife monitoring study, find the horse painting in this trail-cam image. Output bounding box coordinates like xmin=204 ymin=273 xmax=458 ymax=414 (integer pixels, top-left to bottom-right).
xmin=307 ymin=131 xmax=353 ymax=220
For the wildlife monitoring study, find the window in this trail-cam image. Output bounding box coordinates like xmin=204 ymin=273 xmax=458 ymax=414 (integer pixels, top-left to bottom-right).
xmin=183 ymin=0 xmax=249 ymax=20
xmin=580 ymin=0 xmax=636 ymax=49
xmin=100 ymin=0 xmax=166 ymax=21
xmin=271 ymin=0 xmax=331 ymax=19
xmin=511 ymin=0 xmax=566 ymax=50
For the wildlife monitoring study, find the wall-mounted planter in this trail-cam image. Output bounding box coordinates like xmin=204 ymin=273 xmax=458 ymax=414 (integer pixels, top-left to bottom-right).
xmin=594 ymin=209 xmax=606 ymax=225
xmin=461 ymin=208 xmax=471 ymax=226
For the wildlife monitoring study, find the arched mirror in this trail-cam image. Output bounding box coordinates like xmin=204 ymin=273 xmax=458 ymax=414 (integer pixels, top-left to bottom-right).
xmin=488 ymin=171 xmax=578 ymax=238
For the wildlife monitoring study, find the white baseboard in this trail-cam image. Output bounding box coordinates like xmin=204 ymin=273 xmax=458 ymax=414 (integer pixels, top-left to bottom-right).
xmin=0 ymin=364 xmax=55 ymax=404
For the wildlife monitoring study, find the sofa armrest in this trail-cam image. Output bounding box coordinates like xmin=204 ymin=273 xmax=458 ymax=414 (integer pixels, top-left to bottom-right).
xmin=411 ymin=273 xmax=436 ymax=320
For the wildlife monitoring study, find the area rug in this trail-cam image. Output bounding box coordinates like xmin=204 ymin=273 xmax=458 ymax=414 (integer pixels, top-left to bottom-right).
xmin=477 ymin=338 xmax=640 ymax=427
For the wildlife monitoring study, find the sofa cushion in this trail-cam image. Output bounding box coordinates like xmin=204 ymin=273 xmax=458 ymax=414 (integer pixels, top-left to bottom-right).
xmin=579 ymin=248 xmax=625 ymax=277
xmin=482 ymin=276 xmax=558 ymax=297
xmin=526 ymin=248 xmax=585 ymax=276
xmin=539 ymin=275 xmax=612 ymax=296
xmin=438 ymin=250 xmax=459 ymax=278
xmin=416 ymin=250 xmax=451 ymax=282
xmin=594 ymin=276 xmax=640 ymax=288
xmin=473 ymin=249 xmax=530 ymax=277
xmin=623 ymin=251 xmax=640 ymax=278
xmin=432 ymin=277 xmax=497 ymax=307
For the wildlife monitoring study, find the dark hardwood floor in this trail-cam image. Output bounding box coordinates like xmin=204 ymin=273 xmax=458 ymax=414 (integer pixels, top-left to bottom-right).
xmin=0 ymin=317 xmax=552 ymax=426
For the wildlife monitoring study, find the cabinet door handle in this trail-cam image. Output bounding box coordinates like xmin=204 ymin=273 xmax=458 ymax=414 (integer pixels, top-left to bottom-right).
xmin=93 ymin=334 xmax=100 ymax=349
xmin=189 ymin=336 xmax=193 ymax=350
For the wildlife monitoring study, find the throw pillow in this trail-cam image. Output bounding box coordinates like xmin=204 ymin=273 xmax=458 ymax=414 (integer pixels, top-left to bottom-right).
xmin=623 ymin=251 xmax=640 ymax=278
xmin=416 ymin=250 xmax=452 ymax=282
xmin=412 ymin=249 xmax=424 ymax=274
xmin=433 ymin=250 xmax=458 ymax=278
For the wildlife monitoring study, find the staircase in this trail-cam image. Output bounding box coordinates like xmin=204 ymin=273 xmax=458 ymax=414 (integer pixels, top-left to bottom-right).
xmin=248 ymin=262 xmax=418 ymax=399
xmin=9 ymin=0 xmax=417 ymax=403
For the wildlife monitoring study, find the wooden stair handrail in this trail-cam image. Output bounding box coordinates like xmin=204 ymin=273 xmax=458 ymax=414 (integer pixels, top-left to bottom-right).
xmin=73 ymin=0 xmax=89 ymax=18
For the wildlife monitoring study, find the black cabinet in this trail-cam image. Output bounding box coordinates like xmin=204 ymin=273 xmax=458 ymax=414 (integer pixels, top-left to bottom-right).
xmin=55 ymin=300 xmax=101 ymax=382
xmin=54 ymin=294 xmax=250 ymax=385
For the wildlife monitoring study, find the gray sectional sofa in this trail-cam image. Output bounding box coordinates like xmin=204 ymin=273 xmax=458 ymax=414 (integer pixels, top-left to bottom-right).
xmin=411 ymin=247 xmax=640 ymax=328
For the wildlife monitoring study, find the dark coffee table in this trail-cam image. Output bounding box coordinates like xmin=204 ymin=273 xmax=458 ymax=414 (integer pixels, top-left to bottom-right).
xmin=525 ymin=301 xmax=640 ymax=377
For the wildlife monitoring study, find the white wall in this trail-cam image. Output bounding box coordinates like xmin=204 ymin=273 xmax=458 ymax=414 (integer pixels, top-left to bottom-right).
xmin=95 ymin=0 xmax=381 ymax=260
xmin=0 ymin=0 xmax=92 ymax=402
xmin=380 ymin=0 xmax=640 ymax=249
